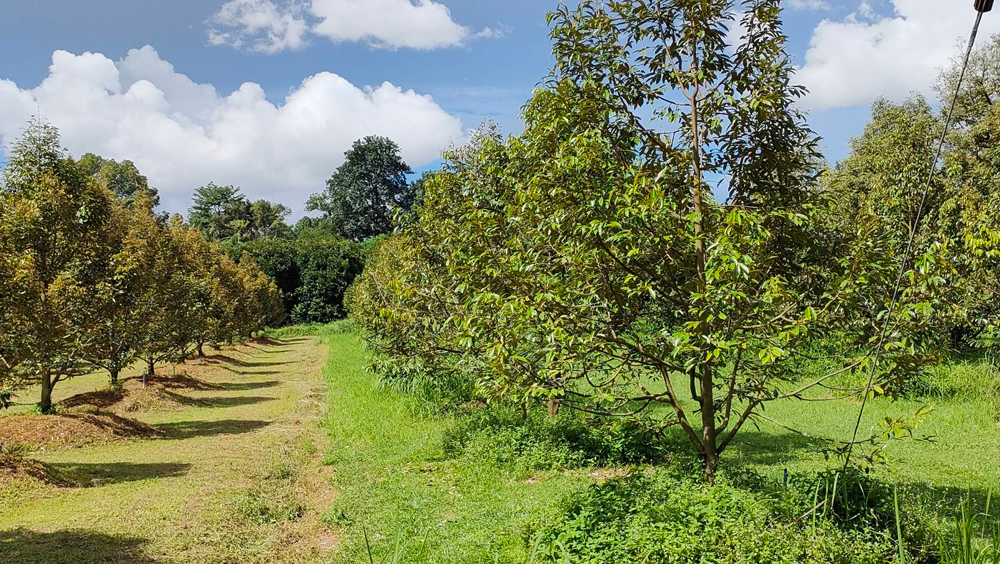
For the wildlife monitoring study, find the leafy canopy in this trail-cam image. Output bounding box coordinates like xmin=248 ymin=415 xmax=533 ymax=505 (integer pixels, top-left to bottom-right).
xmin=351 ymin=0 xmax=953 ymax=479
xmin=307 ymin=135 xmax=414 ymax=242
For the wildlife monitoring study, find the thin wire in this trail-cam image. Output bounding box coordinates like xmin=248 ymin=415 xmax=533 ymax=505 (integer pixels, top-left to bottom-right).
xmin=841 ymin=10 xmax=985 ymax=473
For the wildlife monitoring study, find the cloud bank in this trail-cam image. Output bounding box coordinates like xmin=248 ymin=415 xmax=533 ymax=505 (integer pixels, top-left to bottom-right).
xmin=209 ymin=0 xmax=506 ymax=53
xmin=797 ymin=0 xmax=1000 ymax=110
xmin=0 ymin=46 xmax=465 ymax=215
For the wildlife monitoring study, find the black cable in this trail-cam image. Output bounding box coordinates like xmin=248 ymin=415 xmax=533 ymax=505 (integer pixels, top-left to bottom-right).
xmin=841 ymin=9 xmax=986 ymax=473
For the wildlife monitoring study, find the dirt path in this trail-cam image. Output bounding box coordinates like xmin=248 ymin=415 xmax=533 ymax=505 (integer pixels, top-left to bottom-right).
xmin=0 ymin=337 xmax=335 ymax=564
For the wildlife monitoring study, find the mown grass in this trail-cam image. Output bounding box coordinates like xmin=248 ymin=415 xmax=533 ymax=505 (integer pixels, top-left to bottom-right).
xmin=0 ymin=337 xmax=333 ymax=564
xmin=727 ymin=357 xmax=1000 ymax=526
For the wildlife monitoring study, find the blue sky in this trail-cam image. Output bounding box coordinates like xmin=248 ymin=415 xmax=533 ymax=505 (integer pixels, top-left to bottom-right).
xmin=1 ymin=0 xmax=997 ymax=216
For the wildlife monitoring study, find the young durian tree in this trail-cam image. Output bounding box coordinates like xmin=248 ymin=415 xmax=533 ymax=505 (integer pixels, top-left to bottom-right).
xmin=0 ymin=119 xmax=113 ymax=413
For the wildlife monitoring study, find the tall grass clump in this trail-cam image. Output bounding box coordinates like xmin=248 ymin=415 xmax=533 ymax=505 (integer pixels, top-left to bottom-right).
xmin=913 ymin=357 xmax=1000 ymax=421
xmin=939 ymin=492 xmax=1000 ymax=564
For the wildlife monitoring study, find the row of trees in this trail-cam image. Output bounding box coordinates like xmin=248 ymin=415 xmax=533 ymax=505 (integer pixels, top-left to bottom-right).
xmin=349 ymin=0 xmax=1000 ymax=479
xmin=0 ymin=120 xmax=284 ymax=413
xmin=823 ymin=39 xmax=1000 ymax=349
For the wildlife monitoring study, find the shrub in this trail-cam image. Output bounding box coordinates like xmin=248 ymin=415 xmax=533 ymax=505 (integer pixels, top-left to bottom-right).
xmin=443 ymin=407 xmax=671 ymax=473
xmin=233 ymin=237 xmax=301 ymax=316
xmin=530 ymin=468 xmax=896 ymax=564
xmin=292 ymin=236 xmax=364 ymax=323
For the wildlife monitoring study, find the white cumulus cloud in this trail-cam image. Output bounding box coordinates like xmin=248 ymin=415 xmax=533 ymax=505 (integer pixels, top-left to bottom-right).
xmin=0 ymin=46 xmax=465 ymax=216
xmin=209 ymin=0 xmax=504 ymax=52
xmin=209 ymin=0 xmax=310 ymax=54
xmin=796 ymin=0 xmax=1000 ymax=110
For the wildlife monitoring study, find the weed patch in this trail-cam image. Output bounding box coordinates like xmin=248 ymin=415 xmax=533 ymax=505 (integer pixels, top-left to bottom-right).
xmin=530 ymin=467 xmax=896 ymax=564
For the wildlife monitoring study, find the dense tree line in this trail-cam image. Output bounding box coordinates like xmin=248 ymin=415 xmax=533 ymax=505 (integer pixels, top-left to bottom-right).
xmin=823 ymin=35 xmax=1000 ymax=351
xmin=349 ymin=0 xmax=1000 ymax=479
xmin=225 ymin=233 xmax=364 ymax=324
xmin=188 ymin=136 xmax=414 ymax=324
xmin=0 ymin=120 xmax=284 ymax=413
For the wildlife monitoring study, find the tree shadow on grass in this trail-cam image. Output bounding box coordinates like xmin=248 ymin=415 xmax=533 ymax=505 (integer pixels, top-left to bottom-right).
xmin=898 ymin=481 xmax=996 ymax=523
xmin=60 ymin=388 xmax=127 ymax=410
xmin=155 ymin=419 xmax=271 ymax=440
xmin=159 ymin=392 xmax=275 ymax=409
xmin=716 ymin=430 xmax=996 ymax=524
xmin=204 ymin=354 xmax=289 ymax=369
xmin=130 ymin=373 xmax=222 ymax=391
xmin=252 ymin=336 xmax=287 ymax=347
xmin=205 ymin=365 xmax=285 ymax=376
xmin=215 ymin=380 xmax=281 ymax=391
xmin=0 ymin=529 xmax=160 ymax=564
xmin=48 ymin=462 xmax=191 ymax=487
xmin=256 ymin=347 xmax=292 ymax=354
xmin=656 ymin=425 xmax=822 ymax=468
xmin=722 ymin=430 xmax=828 ymax=468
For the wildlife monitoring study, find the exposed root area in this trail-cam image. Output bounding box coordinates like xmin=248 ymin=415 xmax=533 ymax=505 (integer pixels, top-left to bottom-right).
xmin=0 ymin=455 xmax=65 ymax=487
xmin=0 ymin=412 xmax=161 ymax=451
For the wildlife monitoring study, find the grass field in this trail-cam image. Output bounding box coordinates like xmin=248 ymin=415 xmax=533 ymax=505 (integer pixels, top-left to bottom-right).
xmin=318 ymin=328 xmax=591 ymax=563
xmin=0 ymin=336 xmax=335 ymax=564
xmin=317 ymin=328 xmax=1000 ymax=562
xmin=2 ymin=325 xmax=997 ymax=563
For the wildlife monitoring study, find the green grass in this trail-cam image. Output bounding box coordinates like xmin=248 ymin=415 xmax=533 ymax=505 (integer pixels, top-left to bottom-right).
xmin=262 ymin=319 xmax=355 ymax=340
xmin=320 ymin=331 xmax=590 ymax=563
xmin=723 ymin=359 xmax=1000 ymax=527
xmin=319 ymin=331 xmax=1000 ymax=562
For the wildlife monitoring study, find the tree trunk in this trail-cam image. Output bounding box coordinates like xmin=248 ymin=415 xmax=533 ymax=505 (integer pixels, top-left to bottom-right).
xmin=687 ymin=40 xmax=718 ymax=482
xmin=40 ymin=368 xmax=54 ymax=414
xmin=700 ymin=365 xmax=719 ymax=482
xmin=546 ymin=398 xmax=562 ymax=418
xmin=197 ymin=341 xmax=205 ymax=358
xmin=147 ymin=359 xmax=155 ymax=377
xmin=109 ymin=367 xmax=120 ymax=387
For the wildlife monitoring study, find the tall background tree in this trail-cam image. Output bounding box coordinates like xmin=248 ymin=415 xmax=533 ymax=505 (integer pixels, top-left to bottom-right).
xmin=188 ymin=183 xmax=251 ymax=242
xmin=189 ymin=183 xmax=291 ymax=243
xmin=78 ymin=153 xmax=160 ymax=208
xmin=307 ymin=135 xmax=414 ymax=242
